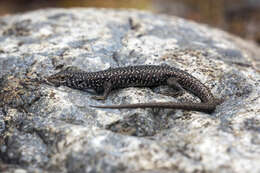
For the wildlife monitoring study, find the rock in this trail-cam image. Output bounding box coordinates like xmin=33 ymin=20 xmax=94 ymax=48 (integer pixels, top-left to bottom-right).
xmin=0 ymin=8 xmax=259 ymax=173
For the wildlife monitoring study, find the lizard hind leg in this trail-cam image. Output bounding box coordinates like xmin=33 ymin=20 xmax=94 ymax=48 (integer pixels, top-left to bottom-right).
xmin=159 ymin=77 xmax=185 ymax=97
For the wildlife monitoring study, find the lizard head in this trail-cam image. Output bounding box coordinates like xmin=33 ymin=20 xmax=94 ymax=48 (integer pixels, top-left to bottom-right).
xmin=44 ymin=70 xmax=69 ymax=87
xmin=44 ymin=66 xmax=81 ymax=87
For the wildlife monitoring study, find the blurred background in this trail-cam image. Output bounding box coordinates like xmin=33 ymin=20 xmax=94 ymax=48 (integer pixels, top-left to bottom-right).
xmin=0 ymin=0 xmax=259 ymax=45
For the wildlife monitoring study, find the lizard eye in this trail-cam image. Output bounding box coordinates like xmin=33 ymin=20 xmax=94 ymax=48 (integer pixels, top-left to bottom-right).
xmin=59 ymin=76 xmax=66 ymax=81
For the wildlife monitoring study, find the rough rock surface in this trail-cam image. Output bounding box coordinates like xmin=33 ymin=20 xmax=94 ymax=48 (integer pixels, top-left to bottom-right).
xmin=0 ymin=8 xmax=260 ymax=173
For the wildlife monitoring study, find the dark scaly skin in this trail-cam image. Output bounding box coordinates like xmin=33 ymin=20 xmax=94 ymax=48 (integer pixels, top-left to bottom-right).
xmin=45 ymin=65 xmax=219 ymax=113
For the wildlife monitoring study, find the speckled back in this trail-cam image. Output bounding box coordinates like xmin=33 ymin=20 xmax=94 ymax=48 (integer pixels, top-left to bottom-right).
xmin=46 ymin=65 xmax=215 ymax=102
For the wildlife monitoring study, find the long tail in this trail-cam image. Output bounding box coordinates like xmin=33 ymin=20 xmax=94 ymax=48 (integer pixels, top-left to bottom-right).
xmin=90 ymin=102 xmax=217 ymax=113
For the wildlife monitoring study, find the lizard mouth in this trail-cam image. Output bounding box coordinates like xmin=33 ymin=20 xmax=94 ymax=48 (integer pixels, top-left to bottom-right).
xmin=44 ymin=76 xmax=62 ymax=87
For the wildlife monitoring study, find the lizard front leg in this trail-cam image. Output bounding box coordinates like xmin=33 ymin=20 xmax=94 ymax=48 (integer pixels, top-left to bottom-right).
xmin=91 ymin=81 xmax=113 ymax=100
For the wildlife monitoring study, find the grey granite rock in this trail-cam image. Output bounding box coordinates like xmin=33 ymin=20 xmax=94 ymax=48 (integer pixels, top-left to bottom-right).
xmin=0 ymin=8 xmax=260 ymax=173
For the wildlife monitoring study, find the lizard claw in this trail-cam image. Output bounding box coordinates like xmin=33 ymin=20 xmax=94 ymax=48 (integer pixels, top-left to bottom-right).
xmin=91 ymin=95 xmax=106 ymax=100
